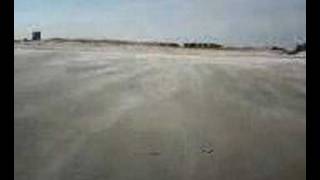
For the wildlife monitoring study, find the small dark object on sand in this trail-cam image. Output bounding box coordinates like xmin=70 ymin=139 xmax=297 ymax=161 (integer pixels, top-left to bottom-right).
xmin=200 ymin=146 xmax=214 ymax=155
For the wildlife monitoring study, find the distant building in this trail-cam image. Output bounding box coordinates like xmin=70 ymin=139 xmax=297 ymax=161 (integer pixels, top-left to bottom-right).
xmin=32 ymin=31 xmax=41 ymax=41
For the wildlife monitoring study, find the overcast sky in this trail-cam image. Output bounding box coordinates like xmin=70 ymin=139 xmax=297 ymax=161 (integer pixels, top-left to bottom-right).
xmin=14 ymin=0 xmax=305 ymax=47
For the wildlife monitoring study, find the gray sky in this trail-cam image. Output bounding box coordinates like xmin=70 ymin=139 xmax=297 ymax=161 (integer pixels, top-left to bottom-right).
xmin=14 ymin=0 xmax=306 ymax=47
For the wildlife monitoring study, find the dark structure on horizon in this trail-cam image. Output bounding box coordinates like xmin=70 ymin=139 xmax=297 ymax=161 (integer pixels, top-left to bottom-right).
xmin=184 ymin=43 xmax=222 ymax=49
xmin=271 ymin=42 xmax=306 ymax=55
xmin=32 ymin=31 xmax=41 ymax=41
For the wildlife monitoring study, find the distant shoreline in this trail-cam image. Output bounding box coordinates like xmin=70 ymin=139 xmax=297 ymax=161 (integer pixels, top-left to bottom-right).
xmin=14 ymin=38 xmax=305 ymax=55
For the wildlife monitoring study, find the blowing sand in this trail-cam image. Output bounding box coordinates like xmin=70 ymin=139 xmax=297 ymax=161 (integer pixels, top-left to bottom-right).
xmin=14 ymin=43 xmax=305 ymax=180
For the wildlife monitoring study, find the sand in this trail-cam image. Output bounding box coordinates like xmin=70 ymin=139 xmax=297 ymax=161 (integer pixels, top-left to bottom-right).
xmin=14 ymin=43 xmax=306 ymax=180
